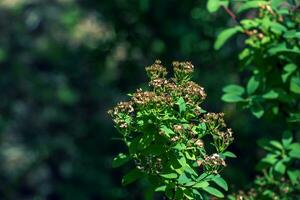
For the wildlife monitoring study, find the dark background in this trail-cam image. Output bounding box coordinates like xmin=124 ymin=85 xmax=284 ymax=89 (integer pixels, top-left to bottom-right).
xmin=0 ymin=0 xmax=280 ymax=199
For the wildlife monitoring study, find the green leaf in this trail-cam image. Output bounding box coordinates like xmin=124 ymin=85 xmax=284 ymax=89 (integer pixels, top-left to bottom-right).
xmin=288 ymin=113 xmax=300 ymax=122
xmin=270 ymin=140 xmax=283 ymax=150
xmin=185 ymin=181 xmax=197 ymax=187
xmin=282 ymin=131 xmax=293 ymax=148
xmin=282 ymin=63 xmax=297 ymax=82
xmin=274 ymin=160 xmax=286 ymax=174
xmin=112 ymin=153 xmax=131 ymax=168
xmin=260 ymin=141 xmax=279 ymax=153
xmin=155 ymin=185 xmax=167 ymax=192
xmin=122 ymin=169 xmax=144 ymax=185
xmin=178 ymin=173 xmax=192 ymax=185
xmin=207 ymin=0 xmax=229 ymax=13
xmin=284 ymin=63 xmax=297 ymax=73
xmin=237 ymin=1 xmax=267 ymax=13
xmin=183 ymin=189 xmax=193 ymax=199
xmin=138 ymin=133 xmax=154 ymax=150
xmin=247 ymin=76 xmax=260 ymax=95
xmin=223 ymin=84 xmax=245 ymax=95
xmin=222 ymin=151 xmax=237 ymax=158
xmin=269 ymin=22 xmax=287 ymax=34
xmin=177 ymin=97 xmax=186 ymax=114
xmin=290 ymin=76 xmax=300 ymax=94
xmin=284 ymin=30 xmax=300 ymax=39
xmin=251 ymin=102 xmax=264 ymax=118
xmin=261 ymin=154 xmax=278 ymax=165
xmin=192 ymin=189 xmax=202 ymax=199
xmin=289 ymin=143 xmax=300 ymax=159
xmin=214 ymin=26 xmax=241 ymax=50
xmin=172 ymin=143 xmax=186 ymax=151
xmin=160 ymin=173 xmax=178 ymax=179
xmin=262 ymin=90 xmax=279 ymax=99
xmin=240 ymin=19 xmax=259 ymax=29
xmin=271 ymin=0 xmax=285 ymax=9
xmin=192 ymin=181 xmax=209 ymax=188
xmin=197 ymin=173 xmax=210 ymax=181
xmin=185 ymin=151 xmax=196 ymax=160
xmin=203 ymin=186 xmax=224 ymax=198
xmin=160 ymin=125 xmax=175 ymax=137
xmin=221 ymin=94 xmax=244 ymax=103
xmin=212 ymin=176 xmax=228 ymax=191
xmin=287 ymin=170 xmax=300 ymax=185
xmin=268 ymin=43 xmax=300 ymax=55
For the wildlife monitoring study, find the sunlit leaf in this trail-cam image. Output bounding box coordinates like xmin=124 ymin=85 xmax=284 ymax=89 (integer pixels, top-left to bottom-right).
xmin=214 ymin=26 xmax=241 ymax=50
xmin=203 ymin=186 xmax=224 ymax=198
xmin=112 ymin=153 xmax=131 ymax=168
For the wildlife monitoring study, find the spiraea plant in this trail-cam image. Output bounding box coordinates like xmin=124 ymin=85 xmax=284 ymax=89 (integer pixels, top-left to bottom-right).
xmin=207 ymin=0 xmax=300 ymax=199
xmin=108 ymin=61 xmax=235 ymax=199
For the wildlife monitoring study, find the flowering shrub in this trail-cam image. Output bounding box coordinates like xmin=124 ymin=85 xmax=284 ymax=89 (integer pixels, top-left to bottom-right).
xmin=208 ymin=0 xmax=300 ymax=199
xmin=216 ymin=0 xmax=300 ymax=120
xmin=228 ymin=131 xmax=300 ymax=200
xmin=108 ymin=61 xmax=235 ymax=199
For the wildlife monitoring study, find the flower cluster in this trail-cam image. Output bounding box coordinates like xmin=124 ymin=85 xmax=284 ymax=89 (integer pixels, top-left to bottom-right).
xmin=201 ymin=153 xmax=227 ymax=174
xmin=228 ymin=175 xmax=300 ymax=200
xmin=108 ymin=61 xmax=234 ymax=199
xmin=108 ymin=101 xmax=134 ymax=129
xmin=203 ymin=113 xmax=234 ymax=152
xmin=145 ymin=60 xmax=167 ymax=80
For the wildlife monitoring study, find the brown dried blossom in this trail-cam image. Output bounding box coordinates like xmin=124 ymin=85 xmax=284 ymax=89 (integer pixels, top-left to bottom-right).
xmin=108 ymin=101 xmax=134 ymax=116
xmin=132 ymin=88 xmax=173 ymax=106
xmin=107 ymin=101 xmax=134 ymax=129
xmin=132 ymin=89 xmax=156 ymax=105
xmin=170 ymin=136 xmax=180 ymax=142
xmin=145 ymin=60 xmax=167 ymax=79
xmin=173 ymin=61 xmax=194 ymax=74
xmin=111 ymin=116 xmax=130 ymax=129
xmin=149 ymin=78 xmax=169 ymax=88
xmin=215 ymin=128 xmax=234 ymax=143
xmin=203 ymin=112 xmax=226 ymax=128
xmin=195 ymin=139 xmax=204 ymax=148
xmin=203 ymin=153 xmax=226 ymax=168
xmin=183 ymin=81 xmax=207 ymax=102
xmin=173 ymin=124 xmax=184 ymax=133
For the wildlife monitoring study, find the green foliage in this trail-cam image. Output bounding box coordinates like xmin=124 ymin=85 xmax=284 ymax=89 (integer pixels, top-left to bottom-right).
xmin=212 ymin=0 xmax=300 ymax=199
xmin=214 ymin=27 xmax=242 ymax=50
xmin=219 ymin=0 xmax=300 ymax=119
xmin=108 ymin=61 xmax=234 ymax=199
xmin=207 ymin=0 xmax=229 ymax=13
xmin=228 ymin=132 xmax=300 ymax=199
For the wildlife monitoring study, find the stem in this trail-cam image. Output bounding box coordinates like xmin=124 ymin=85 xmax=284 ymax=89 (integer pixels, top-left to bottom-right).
xmin=222 ymin=5 xmax=238 ymax=23
xmin=221 ymin=5 xmax=247 ymax=32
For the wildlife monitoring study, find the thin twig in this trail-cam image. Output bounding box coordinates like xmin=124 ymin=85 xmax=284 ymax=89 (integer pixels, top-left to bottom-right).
xmin=221 ymin=5 xmax=238 ymax=24
xmin=221 ymin=5 xmax=246 ymax=32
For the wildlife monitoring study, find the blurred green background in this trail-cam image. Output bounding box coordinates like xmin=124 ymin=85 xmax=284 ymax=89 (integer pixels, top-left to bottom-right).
xmin=0 ymin=0 xmax=282 ymax=199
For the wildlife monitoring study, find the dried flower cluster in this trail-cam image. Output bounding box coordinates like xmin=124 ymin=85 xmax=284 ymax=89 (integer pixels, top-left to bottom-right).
xmin=108 ymin=61 xmax=235 ymax=199
xmin=145 ymin=60 xmax=167 ymax=80
xmin=202 ymin=153 xmax=227 ymax=174
xmin=228 ymin=175 xmax=300 ymax=200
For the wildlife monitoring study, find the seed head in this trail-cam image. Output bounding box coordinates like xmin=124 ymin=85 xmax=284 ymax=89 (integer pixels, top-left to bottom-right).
xmin=145 ymin=60 xmax=167 ymax=80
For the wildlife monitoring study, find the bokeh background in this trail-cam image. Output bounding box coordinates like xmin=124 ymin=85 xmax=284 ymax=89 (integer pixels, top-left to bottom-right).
xmin=0 ymin=0 xmax=282 ymax=199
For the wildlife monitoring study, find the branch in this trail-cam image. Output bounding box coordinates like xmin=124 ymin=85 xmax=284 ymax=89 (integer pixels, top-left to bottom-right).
xmin=221 ymin=5 xmax=238 ymax=23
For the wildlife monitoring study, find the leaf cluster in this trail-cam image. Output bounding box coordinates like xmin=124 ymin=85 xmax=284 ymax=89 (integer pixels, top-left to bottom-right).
xmin=209 ymin=0 xmax=300 ymax=199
